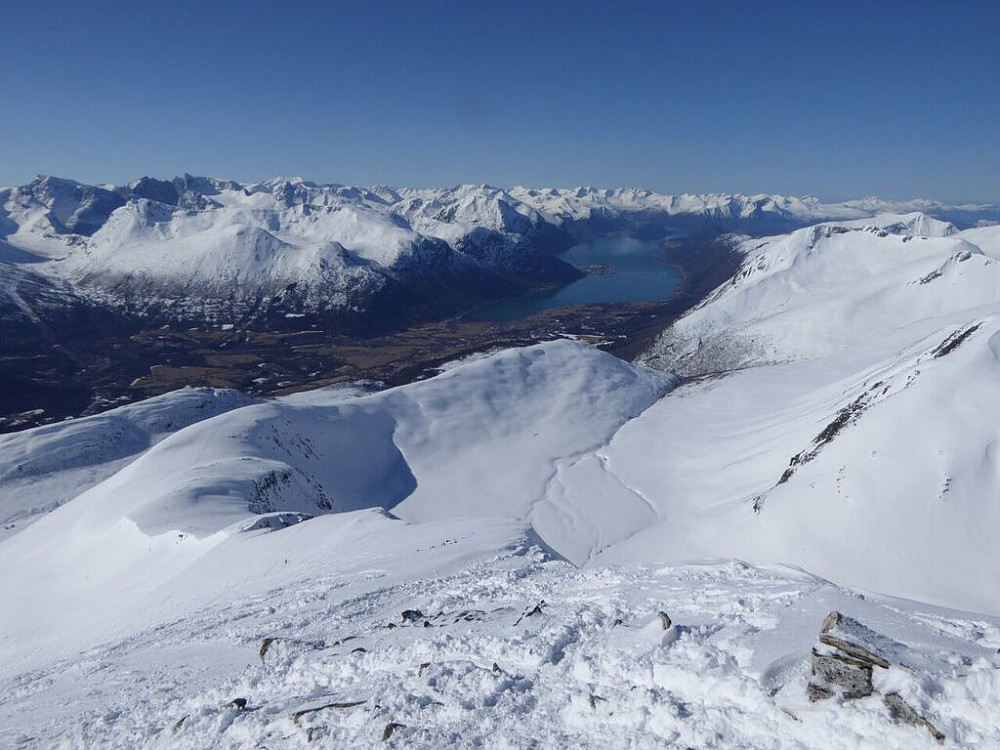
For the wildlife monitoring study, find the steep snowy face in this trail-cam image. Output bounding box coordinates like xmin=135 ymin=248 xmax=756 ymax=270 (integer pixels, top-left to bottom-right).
xmin=607 ymin=218 xmax=1000 ymax=613
xmin=643 ymin=217 xmax=1000 ymax=374
xmin=593 ymin=316 xmax=1000 ymax=613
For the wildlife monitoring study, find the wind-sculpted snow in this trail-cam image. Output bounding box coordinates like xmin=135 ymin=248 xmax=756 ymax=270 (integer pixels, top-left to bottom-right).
xmin=1 ymin=520 xmax=997 ymax=749
xmin=0 ymin=340 xmax=672 ymax=547
xmin=0 ymin=387 xmax=255 ymax=540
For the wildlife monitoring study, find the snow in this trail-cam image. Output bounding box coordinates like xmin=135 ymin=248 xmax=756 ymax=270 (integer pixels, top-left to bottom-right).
xmin=2 ymin=523 xmax=997 ymax=748
xmin=2 ymin=208 xmax=1000 ymax=746
xmin=643 ymin=219 xmax=1000 ymax=372
xmin=4 ymin=174 xmax=999 ymax=325
xmin=0 ymin=387 xmax=255 ymax=541
xmin=508 ymin=186 xmax=1000 ymax=229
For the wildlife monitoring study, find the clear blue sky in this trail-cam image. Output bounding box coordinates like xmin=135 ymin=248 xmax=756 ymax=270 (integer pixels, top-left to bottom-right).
xmin=1 ymin=0 xmax=998 ymax=201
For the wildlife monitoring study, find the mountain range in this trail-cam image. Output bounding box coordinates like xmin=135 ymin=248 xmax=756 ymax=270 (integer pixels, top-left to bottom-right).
xmin=3 ymin=175 xmax=999 ymax=332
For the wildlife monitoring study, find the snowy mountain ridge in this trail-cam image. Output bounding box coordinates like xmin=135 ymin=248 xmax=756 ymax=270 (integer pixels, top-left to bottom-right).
xmin=508 ymin=185 xmax=1000 ymax=228
xmin=3 ymin=174 xmax=998 ymax=329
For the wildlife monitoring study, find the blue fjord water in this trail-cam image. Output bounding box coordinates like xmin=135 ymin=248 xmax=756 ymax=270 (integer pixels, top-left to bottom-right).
xmin=464 ymin=236 xmax=682 ymax=323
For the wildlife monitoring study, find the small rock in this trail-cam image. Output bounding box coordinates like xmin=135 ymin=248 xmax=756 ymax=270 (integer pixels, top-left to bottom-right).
xmin=306 ymin=726 xmax=328 ymax=742
xmin=382 ymin=722 xmax=405 ymax=741
xmin=514 ymin=601 xmax=546 ymax=625
xmin=658 ymin=611 xmax=672 ymax=630
xmin=884 ymin=692 xmax=945 ymax=744
xmin=230 ymin=698 xmax=248 ymax=710
xmin=259 ymin=638 xmax=275 ymax=662
xmin=292 ymin=700 xmax=366 ymax=725
xmin=401 ymin=609 xmax=424 ymax=623
xmin=492 ymin=662 xmax=502 ymax=673
xmin=418 ymin=661 xmax=431 ymax=674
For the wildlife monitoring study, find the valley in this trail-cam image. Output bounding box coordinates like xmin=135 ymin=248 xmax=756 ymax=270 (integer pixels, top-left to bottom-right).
xmin=5 ymin=174 xmax=994 ymax=432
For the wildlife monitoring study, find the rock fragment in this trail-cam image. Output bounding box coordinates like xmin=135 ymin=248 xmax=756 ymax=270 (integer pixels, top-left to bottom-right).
xmin=884 ymin=692 xmax=945 ymax=744
xmin=513 ymin=601 xmax=546 ymax=625
xmin=382 ymin=722 xmax=405 ymax=741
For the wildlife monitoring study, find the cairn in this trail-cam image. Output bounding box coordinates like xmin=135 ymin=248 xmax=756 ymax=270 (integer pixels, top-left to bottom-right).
xmin=807 ymin=610 xmax=944 ymax=744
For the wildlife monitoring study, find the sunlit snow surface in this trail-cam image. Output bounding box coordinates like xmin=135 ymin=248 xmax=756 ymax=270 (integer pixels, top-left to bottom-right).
xmin=2 ymin=514 xmax=997 ymax=749
xmin=3 ymin=215 xmax=1000 ymax=747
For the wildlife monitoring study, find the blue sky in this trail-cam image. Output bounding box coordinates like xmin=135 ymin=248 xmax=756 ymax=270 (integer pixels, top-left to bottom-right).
xmin=1 ymin=0 xmax=997 ymax=201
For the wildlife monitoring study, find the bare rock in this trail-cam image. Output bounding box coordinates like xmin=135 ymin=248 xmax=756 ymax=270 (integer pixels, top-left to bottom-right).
xmin=658 ymin=611 xmax=673 ymax=630
xmin=382 ymin=722 xmax=405 ymax=741
xmin=401 ymin=609 xmax=424 ymax=623
xmin=259 ymin=636 xmax=325 ymax=664
xmin=884 ymin=692 xmax=945 ymax=744
xmin=809 ymin=649 xmax=873 ymax=701
xmin=819 ymin=610 xmax=892 ymax=668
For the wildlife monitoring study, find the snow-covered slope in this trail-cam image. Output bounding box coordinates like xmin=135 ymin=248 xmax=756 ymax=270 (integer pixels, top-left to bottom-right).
xmin=643 ymin=216 xmax=1000 ymax=373
xmin=3 ymin=528 xmax=997 ymax=749
xmin=593 ymin=319 xmax=1000 ymax=613
xmin=600 ymin=218 xmax=1000 ymax=614
xmin=0 ymin=387 xmax=256 ymax=540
